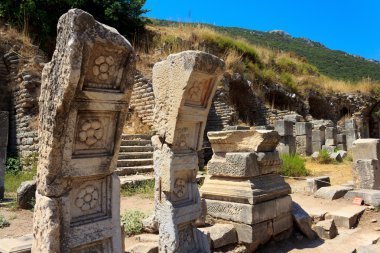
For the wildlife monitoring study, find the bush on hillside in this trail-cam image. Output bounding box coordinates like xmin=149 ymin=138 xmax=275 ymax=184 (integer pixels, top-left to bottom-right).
xmin=279 ymin=154 xmax=309 ymax=177
xmin=0 ymin=0 xmax=150 ymax=51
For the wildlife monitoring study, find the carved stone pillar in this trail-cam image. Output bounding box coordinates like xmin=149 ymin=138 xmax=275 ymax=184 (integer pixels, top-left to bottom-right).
xmin=32 ymin=9 xmax=135 ymax=253
xmin=152 ymin=51 xmax=224 ymax=252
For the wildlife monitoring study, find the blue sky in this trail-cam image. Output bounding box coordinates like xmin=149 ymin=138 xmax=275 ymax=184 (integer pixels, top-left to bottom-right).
xmin=143 ymin=0 xmax=380 ymax=61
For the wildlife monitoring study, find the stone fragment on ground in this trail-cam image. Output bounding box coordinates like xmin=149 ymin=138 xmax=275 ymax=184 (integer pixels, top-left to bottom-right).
xmin=16 ymin=180 xmax=36 ymax=209
xmin=313 ymin=219 xmax=338 ymax=239
xmin=199 ymin=224 xmax=238 ymax=249
xmin=338 ymin=150 xmax=347 ymax=159
xmin=142 ymin=214 xmax=158 ymax=234
xmin=314 ymin=185 xmax=353 ymax=200
xmin=291 ymin=202 xmax=316 ymax=239
xmin=0 ymin=234 xmax=32 ymax=253
xmin=345 ymin=189 xmax=380 ymax=206
xmin=311 ymin=152 xmax=319 ymax=160
xmin=306 ymin=176 xmax=330 ymax=194
xmin=325 ymin=205 xmax=366 ymax=229
xmin=330 ymin=152 xmax=343 ymax=162
xmin=126 ymin=242 xmax=158 ymax=253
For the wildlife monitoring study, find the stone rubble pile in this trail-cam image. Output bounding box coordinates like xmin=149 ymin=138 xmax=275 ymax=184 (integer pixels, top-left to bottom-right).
xmin=201 ymin=130 xmax=293 ymax=250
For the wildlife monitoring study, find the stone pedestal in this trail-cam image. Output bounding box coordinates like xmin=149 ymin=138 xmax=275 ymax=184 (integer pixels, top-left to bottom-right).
xmin=0 ymin=111 xmax=8 ymax=200
xmin=275 ymin=120 xmax=296 ymax=155
xmin=152 ymin=50 xmax=224 ymax=252
xmin=32 ymin=9 xmax=135 ymax=253
xmin=201 ymin=130 xmax=292 ymax=247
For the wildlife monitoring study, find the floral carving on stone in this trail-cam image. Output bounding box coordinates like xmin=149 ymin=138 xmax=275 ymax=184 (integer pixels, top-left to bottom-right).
xmin=78 ymin=120 xmax=104 ymax=146
xmin=92 ymin=55 xmax=116 ymax=81
xmin=75 ymin=185 xmax=99 ymax=211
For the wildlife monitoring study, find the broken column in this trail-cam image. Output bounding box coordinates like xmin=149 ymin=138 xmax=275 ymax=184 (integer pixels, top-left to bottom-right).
xmin=295 ymin=122 xmax=312 ymax=155
xmin=311 ymin=125 xmax=326 ymax=153
xmin=152 ymin=50 xmax=224 ymax=252
xmin=0 ymin=111 xmax=8 ymax=200
xmin=351 ymin=139 xmax=380 ymax=190
xmin=32 ymin=9 xmax=135 ymax=252
xmin=345 ymin=119 xmax=358 ymax=150
xmin=325 ymin=126 xmax=337 ymax=147
xmin=201 ymin=130 xmax=292 ymax=248
xmin=336 ymin=133 xmax=347 ymax=151
xmin=275 ymin=120 xmax=295 ymax=155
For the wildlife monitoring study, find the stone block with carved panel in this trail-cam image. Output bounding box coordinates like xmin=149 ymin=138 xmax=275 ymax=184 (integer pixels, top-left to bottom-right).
xmin=32 ymin=9 xmax=135 ymax=253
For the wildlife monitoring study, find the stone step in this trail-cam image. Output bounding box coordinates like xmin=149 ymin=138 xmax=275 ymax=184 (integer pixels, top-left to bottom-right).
xmin=117 ymin=158 xmax=153 ymax=167
xmin=121 ymin=139 xmax=152 ymax=146
xmin=116 ymin=166 xmax=154 ymax=176
xmin=121 ymin=134 xmax=152 ymax=140
xmin=120 ymin=174 xmax=154 ymax=186
xmin=119 ymin=145 xmax=153 ymax=152
xmin=118 ymin=152 xmax=153 ymax=159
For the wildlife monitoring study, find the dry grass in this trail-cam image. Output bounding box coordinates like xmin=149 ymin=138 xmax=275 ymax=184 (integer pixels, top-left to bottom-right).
xmin=305 ymin=158 xmax=353 ymax=185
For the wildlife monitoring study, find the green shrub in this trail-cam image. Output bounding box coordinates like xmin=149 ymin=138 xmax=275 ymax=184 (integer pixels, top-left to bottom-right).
xmin=4 ymin=170 xmax=36 ymax=194
xmin=0 ymin=215 xmax=10 ymax=229
xmin=318 ymin=149 xmax=334 ymax=164
xmin=5 ymin=155 xmax=22 ymax=175
xmin=121 ymin=210 xmax=145 ymax=236
xmin=121 ymin=180 xmax=154 ymax=198
xmin=279 ymin=154 xmax=309 ymax=177
xmin=279 ymin=72 xmax=297 ymax=93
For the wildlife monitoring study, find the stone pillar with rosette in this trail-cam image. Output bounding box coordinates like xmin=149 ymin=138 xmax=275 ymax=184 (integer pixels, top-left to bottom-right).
xmin=32 ymin=9 xmax=135 ymax=253
xmin=152 ymin=51 xmax=225 ymax=252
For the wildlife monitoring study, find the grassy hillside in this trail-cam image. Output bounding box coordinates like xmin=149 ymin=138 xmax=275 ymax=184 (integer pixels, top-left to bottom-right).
xmin=153 ymin=20 xmax=380 ymax=82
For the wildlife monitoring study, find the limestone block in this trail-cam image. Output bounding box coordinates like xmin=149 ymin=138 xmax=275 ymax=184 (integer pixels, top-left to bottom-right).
xmin=295 ymin=135 xmax=312 ymax=155
xmin=273 ymin=213 xmax=293 ymax=235
xmin=292 ymin=202 xmax=315 ymax=239
xmin=17 ymin=180 xmax=36 ymax=209
xmin=325 ymin=138 xmax=336 ymax=146
xmin=352 ymin=160 xmax=380 ymax=190
xmin=337 ymin=144 xmax=347 ymax=151
xmin=295 ymin=122 xmax=312 ymax=136
xmin=325 ymin=127 xmax=337 ymax=140
xmin=314 ymin=186 xmax=353 ymax=200
xmin=330 ymin=152 xmax=343 ymax=162
xmin=322 ymin=145 xmax=335 ymax=154
xmin=283 ymin=114 xmax=303 ymax=123
xmin=126 ymin=242 xmax=158 ymax=253
xmin=277 ymin=136 xmax=296 ymax=155
xmin=344 ymin=189 xmax=380 ymax=206
xmin=200 ymin=174 xmax=291 ymax=204
xmin=313 ymin=219 xmax=338 ymax=239
xmin=205 ymin=195 xmax=291 ymax=225
xmin=312 ymin=129 xmax=324 ymax=144
xmin=274 ymin=120 xmax=293 ymax=136
xmin=206 ymin=151 xmax=281 ymax=177
xmin=345 ymin=118 xmax=357 ymax=129
xmin=0 ymin=234 xmax=32 ymax=253
xmin=337 ymin=134 xmax=347 ymax=144
xmin=306 ymin=176 xmax=330 ymax=193
xmin=199 ymin=224 xmax=237 ymax=249
xmin=312 ymin=141 xmax=322 ymax=153
xmin=325 ymin=206 xmax=366 ymax=229
xmin=346 ymin=128 xmax=358 ymax=150
xmin=232 ymin=220 xmax=273 ymax=244
xmin=207 ymin=130 xmax=280 ymax=153
xmin=352 ymin=139 xmax=380 ymax=162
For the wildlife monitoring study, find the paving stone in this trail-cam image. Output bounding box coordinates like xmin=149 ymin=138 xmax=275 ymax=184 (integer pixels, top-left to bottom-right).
xmin=314 ymin=186 xmax=353 ymax=200
xmin=0 ymin=234 xmax=32 ymax=253
xmin=325 ymin=205 xmax=366 ymax=228
xmin=292 ymin=202 xmax=316 ymax=239
xmin=306 ymin=176 xmax=330 ymax=194
xmin=199 ymin=224 xmax=237 ymax=249
xmin=345 ymin=189 xmax=380 ymax=206
xmin=313 ymin=219 xmax=338 ymax=239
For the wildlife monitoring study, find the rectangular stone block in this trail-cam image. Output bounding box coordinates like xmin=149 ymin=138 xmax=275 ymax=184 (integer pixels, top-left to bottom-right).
xmin=344 ymin=189 xmax=380 ymax=206
xmin=325 ymin=127 xmax=337 ymax=140
xmin=345 ymin=119 xmax=357 ymax=129
xmin=346 ymin=128 xmax=358 ymax=150
xmin=295 ymin=122 xmax=312 ymax=136
xmin=352 ymin=159 xmax=380 ymax=190
xmin=277 ymin=136 xmax=296 ymax=155
xmin=295 ymin=135 xmax=312 ymax=155
xmin=352 ymin=139 xmax=380 ymax=161
xmin=232 ymin=220 xmax=273 ymax=244
xmin=200 ymin=174 xmax=291 ymax=205
xmin=325 ymin=138 xmax=336 ymax=146
xmin=306 ymin=176 xmax=331 ymax=193
xmin=337 ymin=144 xmax=347 ymax=151
xmin=325 ymin=206 xmax=365 ymax=229
xmin=336 ymin=134 xmax=346 ymax=144
xmin=312 ymin=141 xmax=322 ymax=153
xmin=312 ymin=130 xmax=322 ymax=143
xmin=274 ymin=120 xmax=294 ymax=136
xmin=273 ymin=213 xmax=293 ymax=235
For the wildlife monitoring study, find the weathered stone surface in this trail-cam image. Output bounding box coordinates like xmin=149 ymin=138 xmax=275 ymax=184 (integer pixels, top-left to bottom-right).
xmin=325 ymin=138 xmax=336 ymax=146
xmin=0 ymin=111 xmax=8 ymax=199
xmin=199 ymin=224 xmax=237 ymax=249
xmin=356 ymin=244 xmax=380 ymax=253
xmin=32 ymin=9 xmax=134 ymax=253
xmin=207 ymin=151 xmax=281 ymax=177
xmin=325 ymin=206 xmax=366 ymax=228
xmin=283 ymin=114 xmax=303 ymax=123
xmin=292 ymin=202 xmax=315 ymax=239
xmin=325 ymin=127 xmax=337 ymax=140
xmin=274 ymin=120 xmax=293 ymax=136
xmin=277 ymin=135 xmax=296 ymax=155
xmin=205 ymin=196 xmax=291 ymax=224
xmin=322 ymin=145 xmax=335 ymax=154
xmin=208 ymin=130 xmax=280 ymax=153
xmin=344 ymin=189 xmax=380 ymax=206
xmin=142 ymin=214 xmax=158 ymax=234
xmin=337 ymin=134 xmax=347 ymax=144
xmin=313 ymin=219 xmax=338 ymax=239
xmin=346 ymin=128 xmax=358 ymax=150
xmin=338 ymin=150 xmax=348 ymax=158
xmin=330 ymin=152 xmax=343 ymax=162
xmin=152 ymin=50 xmax=224 ymax=253
xmin=306 ymin=176 xmax=330 ymax=193
xmin=232 ymin=220 xmax=273 ymax=244
xmin=17 ymin=180 xmax=36 ymax=209
xmin=352 ymin=139 xmax=380 ymax=162
xmin=272 ymin=213 xmax=293 ymax=235
xmin=126 ymin=242 xmax=158 ymax=253
xmin=0 ymin=234 xmax=32 ymax=253
xmin=311 ymin=151 xmax=319 ymax=160
xmin=314 ymin=186 xmax=353 ymax=200
xmin=200 ymin=174 xmax=291 ymax=204
xmin=352 ymin=159 xmax=380 ymax=190
xmin=295 ymin=135 xmax=312 ymax=156
xmin=295 ymin=122 xmax=312 ymax=136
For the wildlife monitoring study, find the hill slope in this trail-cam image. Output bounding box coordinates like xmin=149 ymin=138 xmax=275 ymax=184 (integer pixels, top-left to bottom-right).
xmin=153 ymin=20 xmax=380 ymax=82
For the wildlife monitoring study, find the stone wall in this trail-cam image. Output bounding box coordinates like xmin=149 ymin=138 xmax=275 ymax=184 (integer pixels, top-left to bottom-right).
xmin=0 ymin=54 xmax=10 ymax=111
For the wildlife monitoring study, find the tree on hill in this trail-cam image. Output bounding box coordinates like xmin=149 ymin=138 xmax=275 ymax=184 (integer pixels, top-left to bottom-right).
xmin=0 ymin=0 xmax=150 ymax=51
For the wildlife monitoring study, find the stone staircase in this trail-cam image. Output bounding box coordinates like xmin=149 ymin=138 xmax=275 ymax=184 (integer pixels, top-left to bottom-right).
xmin=117 ymin=134 xmax=154 ymax=187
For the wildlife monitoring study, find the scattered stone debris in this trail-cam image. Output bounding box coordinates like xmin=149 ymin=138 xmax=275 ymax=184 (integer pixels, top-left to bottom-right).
xmin=325 ymin=206 xmax=366 ymax=229
xmin=345 ymin=189 xmax=380 ymax=206
xmin=306 ymin=176 xmax=330 ymax=194
xmin=199 ymin=224 xmax=238 ymax=249
xmin=292 ymin=202 xmax=316 ymax=239
xmin=314 ymin=186 xmax=353 ymax=200
xmin=313 ymin=219 xmax=338 ymax=239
